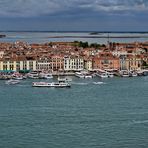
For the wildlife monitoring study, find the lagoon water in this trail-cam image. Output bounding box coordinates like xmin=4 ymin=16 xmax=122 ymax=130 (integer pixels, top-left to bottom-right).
xmin=1 ymin=31 xmax=148 ymax=43
xmin=0 ymin=76 xmax=148 ymax=148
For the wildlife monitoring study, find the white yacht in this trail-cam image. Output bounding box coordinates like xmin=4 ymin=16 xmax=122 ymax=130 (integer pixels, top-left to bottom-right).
xmin=39 ymin=73 xmax=53 ymax=79
xmin=27 ymin=71 xmax=39 ymax=79
xmin=96 ymin=72 xmax=108 ymax=78
xmin=75 ymin=72 xmax=85 ymax=78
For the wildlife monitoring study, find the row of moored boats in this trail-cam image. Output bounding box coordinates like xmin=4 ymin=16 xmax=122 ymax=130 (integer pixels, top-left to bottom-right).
xmin=3 ymin=69 xmax=148 ymax=87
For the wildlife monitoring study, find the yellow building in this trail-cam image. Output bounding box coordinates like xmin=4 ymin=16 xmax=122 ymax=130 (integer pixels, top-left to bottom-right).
xmin=84 ymin=58 xmax=93 ymax=71
xmin=0 ymin=59 xmax=36 ymax=72
xmin=126 ymin=55 xmax=142 ymax=71
xmin=0 ymin=60 xmax=17 ymax=71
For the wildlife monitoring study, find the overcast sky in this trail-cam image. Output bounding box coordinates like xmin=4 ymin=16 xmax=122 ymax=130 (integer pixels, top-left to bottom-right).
xmin=0 ymin=0 xmax=148 ymax=31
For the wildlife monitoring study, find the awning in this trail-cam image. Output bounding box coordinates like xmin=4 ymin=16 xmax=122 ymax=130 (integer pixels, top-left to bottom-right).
xmin=0 ymin=70 xmax=15 ymax=73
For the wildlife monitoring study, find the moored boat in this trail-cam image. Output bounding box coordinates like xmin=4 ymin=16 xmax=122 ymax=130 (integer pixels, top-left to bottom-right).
xmin=75 ymin=72 xmax=85 ymax=78
xmin=119 ymin=70 xmax=130 ymax=77
xmin=39 ymin=73 xmax=53 ymax=79
xmin=27 ymin=71 xmax=39 ymax=79
xmin=96 ymin=72 xmax=108 ymax=78
xmin=58 ymin=77 xmax=72 ymax=82
xmin=129 ymin=71 xmax=138 ymax=77
xmin=107 ymin=72 xmax=114 ymax=78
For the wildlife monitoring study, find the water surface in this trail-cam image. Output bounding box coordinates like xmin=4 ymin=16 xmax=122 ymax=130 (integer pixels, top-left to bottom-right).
xmin=0 ymin=77 xmax=148 ymax=147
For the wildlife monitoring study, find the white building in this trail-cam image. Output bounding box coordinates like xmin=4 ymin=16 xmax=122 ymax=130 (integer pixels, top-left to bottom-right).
xmin=0 ymin=51 xmax=4 ymax=58
xmin=64 ymin=56 xmax=84 ymax=71
xmin=36 ymin=57 xmax=51 ymax=71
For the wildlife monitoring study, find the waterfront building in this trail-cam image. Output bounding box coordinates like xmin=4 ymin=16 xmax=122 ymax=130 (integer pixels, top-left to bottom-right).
xmin=119 ymin=55 xmax=127 ymax=70
xmin=84 ymin=58 xmax=93 ymax=71
xmin=0 ymin=56 xmax=37 ymax=72
xmin=0 ymin=57 xmax=17 ymax=71
xmin=19 ymin=60 xmax=37 ymax=71
xmin=51 ymin=55 xmax=64 ymax=71
xmin=37 ymin=57 xmax=51 ymax=71
xmin=64 ymin=55 xmax=84 ymax=71
xmin=125 ymin=55 xmax=142 ymax=71
xmin=92 ymin=52 xmax=120 ymax=70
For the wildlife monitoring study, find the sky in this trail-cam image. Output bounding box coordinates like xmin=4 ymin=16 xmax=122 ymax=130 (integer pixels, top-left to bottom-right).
xmin=0 ymin=0 xmax=148 ymax=31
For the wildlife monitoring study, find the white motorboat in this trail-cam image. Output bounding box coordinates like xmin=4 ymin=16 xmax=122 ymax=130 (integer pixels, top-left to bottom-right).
xmin=13 ymin=76 xmax=24 ymax=80
xmin=84 ymin=74 xmax=93 ymax=79
xmin=75 ymin=72 xmax=85 ymax=78
xmin=32 ymin=81 xmax=71 ymax=88
xmin=27 ymin=71 xmax=39 ymax=79
xmin=5 ymin=79 xmax=20 ymax=85
xmin=130 ymin=71 xmax=138 ymax=77
xmin=58 ymin=77 xmax=72 ymax=82
xmin=39 ymin=73 xmax=53 ymax=79
xmin=107 ymin=72 xmax=114 ymax=78
xmin=96 ymin=72 xmax=108 ymax=78
xmin=120 ymin=70 xmax=130 ymax=77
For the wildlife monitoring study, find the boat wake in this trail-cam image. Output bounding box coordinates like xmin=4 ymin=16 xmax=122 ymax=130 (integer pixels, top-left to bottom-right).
xmin=71 ymin=82 xmax=88 ymax=85
xmin=132 ymin=120 xmax=148 ymax=124
xmin=93 ymin=82 xmax=105 ymax=85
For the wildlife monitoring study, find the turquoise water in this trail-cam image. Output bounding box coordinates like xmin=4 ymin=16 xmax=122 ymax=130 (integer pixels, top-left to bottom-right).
xmin=0 ymin=76 xmax=148 ymax=148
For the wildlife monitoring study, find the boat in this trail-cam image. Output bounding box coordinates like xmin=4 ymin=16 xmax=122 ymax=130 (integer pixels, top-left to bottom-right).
xmin=27 ymin=71 xmax=39 ymax=79
xmin=84 ymin=74 xmax=93 ymax=79
xmin=107 ymin=72 xmax=114 ymax=78
xmin=5 ymin=79 xmax=20 ymax=85
xmin=129 ymin=71 xmax=138 ymax=77
xmin=13 ymin=76 xmax=24 ymax=80
xmin=75 ymin=72 xmax=85 ymax=78
xmin=143 ymin=70 xmax=148 ymax=76
xmin=96 ymin=72 xmax=108 ymax=78
xmin=39 ymin=73 xmax=53 ymax=79
xmin=75 ymin=71 xmax=93 ymax=79
xmin=58 ymin=77 xmax=72 ymax=82
xmin=137 ymin=70 xmax=144 ymax=76
xmin=12 ymin=72 xmax=24 ymax=80
xmin=119 ymin=70 xmax=130 ymax=77
xmin=32 ymin=81 xmax=71 ymax=88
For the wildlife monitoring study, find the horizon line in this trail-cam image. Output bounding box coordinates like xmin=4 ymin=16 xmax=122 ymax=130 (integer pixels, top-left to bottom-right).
xmin=1 ymin=30 xmax=148 ymax=33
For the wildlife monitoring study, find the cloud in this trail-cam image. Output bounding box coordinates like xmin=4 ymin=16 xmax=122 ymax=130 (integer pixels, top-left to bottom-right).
xmin=0 ymin=0 xmax=148 ymax=18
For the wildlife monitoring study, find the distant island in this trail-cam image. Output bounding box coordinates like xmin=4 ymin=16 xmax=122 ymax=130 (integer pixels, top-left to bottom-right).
xmin=0 ymin=34 xmax=6 ymax=38
xmin=90 ymin=32 xmax=99 ymax=35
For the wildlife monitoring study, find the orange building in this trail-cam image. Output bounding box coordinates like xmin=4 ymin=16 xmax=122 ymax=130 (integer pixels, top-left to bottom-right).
xmin=51 ymin=55 xmax=64 ymax=71
xmin=92 ymin=52 xmax=120 ymax=70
